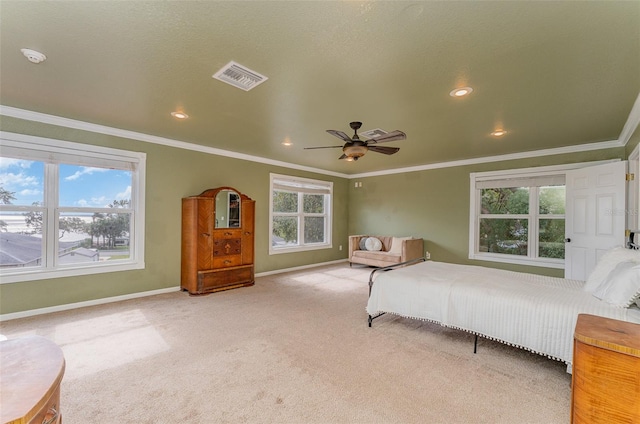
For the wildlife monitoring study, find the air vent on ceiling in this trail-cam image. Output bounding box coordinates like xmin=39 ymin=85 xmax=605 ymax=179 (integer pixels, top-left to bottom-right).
xmin=360 ymin=128 xmax=388 ymax=139
xmin=212 ymin=61 xmax=268 ymax=91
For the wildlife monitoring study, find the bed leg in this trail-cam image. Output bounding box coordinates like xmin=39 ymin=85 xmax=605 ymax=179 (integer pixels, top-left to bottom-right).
xmin=368 ymin=315 xmax=372 ymax=327
xmin=474 ymin=334 xmax=478 ymax=354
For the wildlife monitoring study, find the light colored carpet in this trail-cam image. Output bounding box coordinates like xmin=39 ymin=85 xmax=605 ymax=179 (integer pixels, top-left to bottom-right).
xmin=0 ymin=263 xmax=571 ymax=423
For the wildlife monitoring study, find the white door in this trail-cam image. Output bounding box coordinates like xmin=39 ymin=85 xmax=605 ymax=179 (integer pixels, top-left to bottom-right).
xmin=565 ymin=161 xmax=627 ymax=280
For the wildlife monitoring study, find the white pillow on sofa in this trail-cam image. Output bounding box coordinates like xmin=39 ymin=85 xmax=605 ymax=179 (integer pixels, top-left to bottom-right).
xmin=364 ymin=237 xmax=383 ymax=251
xmin=591 ymin=260 xmax=640 ymax=308
xmin=388 ymin=236 xmax=412 ymax=255
xmin=583 ymin=247 xmax=640 ymax=293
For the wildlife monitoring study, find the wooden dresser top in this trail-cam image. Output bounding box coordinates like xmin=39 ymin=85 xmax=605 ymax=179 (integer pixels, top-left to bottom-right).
xmin=574 ymin=314 xmax=640 ymax=358
xmin=0 ymin=335 xmax=65 ymax=423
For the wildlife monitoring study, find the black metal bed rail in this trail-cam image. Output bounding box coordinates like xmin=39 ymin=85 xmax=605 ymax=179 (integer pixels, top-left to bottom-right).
xmin=367 ymin=256 xmax=427 ymax=327
xmin=627 ymin=230 xmax=640 ymax=250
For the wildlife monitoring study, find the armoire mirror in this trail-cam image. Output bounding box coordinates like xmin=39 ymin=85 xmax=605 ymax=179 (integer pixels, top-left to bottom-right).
xmin=215 ymin=189 xmax=241 ymax=228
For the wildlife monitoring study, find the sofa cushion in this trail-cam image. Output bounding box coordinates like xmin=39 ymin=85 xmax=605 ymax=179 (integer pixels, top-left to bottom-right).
xmin=352 ymin=250 xmax=401 ymax=264
xmin=388 ymin=236 xmax=413 ymax=255
xmin=364 ymin=237 xmax=383 ymax=251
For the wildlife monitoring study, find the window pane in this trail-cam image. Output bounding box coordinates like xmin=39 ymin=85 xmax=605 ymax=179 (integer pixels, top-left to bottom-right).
xmin=539 ymin=219 xmax=565 ymax=259
xmin=0 ymin=158 xmax=44 ymax=206
xmin=272 ymin=216 xmax=298 ymax=247
xmin=0 ymin=211 xmax=43 ymax=269
xmin=273 ymin=191 xmax=298 ymax=213
xmin=479 ymin=218 xmax=528 ymax=255
xmin=304 ymin=217 xmax=325 ymax=243
xmin=60 ymin=211 xmax=131 ymax=263
xmin=539 ymin=186 xmax=566 ymax=215
xmin=59 ymin=164 xmax=132 ymax=208
xmin=303 ymin=194 xmax=324 ymax=214
xmin=481 ymin=188 xmax=529 ymax=214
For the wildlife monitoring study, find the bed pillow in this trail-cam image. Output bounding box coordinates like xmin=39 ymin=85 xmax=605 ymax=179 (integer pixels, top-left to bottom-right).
xmin=388 ymin=236 xmax=412 ymax=255
xmin=364 ymin=237 xmax=383 ymax=252
xmin=359 ymin=237 xmax=369 ymax=250
xmin=583 ymin=247 xmax=640 ymax=293
xmin=591 ymin=260 xmax=640 ymax=308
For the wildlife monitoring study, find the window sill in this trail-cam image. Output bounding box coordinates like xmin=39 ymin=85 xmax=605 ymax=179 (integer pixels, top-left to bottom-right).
xmin=0 ymin=260 xmax=145 ymax=284
xmin=469 ymin=253 xmax=564 ymax=269
xmin=269 ymin=243 xmax=332 ymax=255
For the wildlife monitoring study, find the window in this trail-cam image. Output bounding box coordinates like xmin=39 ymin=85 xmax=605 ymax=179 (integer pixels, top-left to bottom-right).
xmin=0 ymin=132 xmax=146 ymax=283
xmin=269 ymin=173 xmax=332 ymax=254
xmin=469 ymin=168 xmax=566 ymax=268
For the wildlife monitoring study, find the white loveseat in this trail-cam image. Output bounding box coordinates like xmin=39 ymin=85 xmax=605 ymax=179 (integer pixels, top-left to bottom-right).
xmin=349 ymin=235 xmax=424 ymax=268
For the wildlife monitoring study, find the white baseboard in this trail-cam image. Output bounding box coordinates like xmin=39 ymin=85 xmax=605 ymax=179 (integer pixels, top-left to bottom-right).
xmin=255 ymin=258 xmax=348 ymax=277
xmin=1 ymin=259 xmax=349 ymax=321
xmin=0 ymin=287 xmax=180 ymax=321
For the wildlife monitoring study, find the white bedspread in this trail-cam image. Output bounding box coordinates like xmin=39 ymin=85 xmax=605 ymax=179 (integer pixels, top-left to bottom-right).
xmin=366 ymin=261 xmax=640 ymax=365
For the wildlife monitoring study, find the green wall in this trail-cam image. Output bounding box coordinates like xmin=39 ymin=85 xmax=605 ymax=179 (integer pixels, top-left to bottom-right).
xmin=0 ymin=116 xmax=349 ymax=314
xmin=348 ymin=148 xmax=626 ymax=278
xmin=0 ymin=113 xmax=632 ymax=315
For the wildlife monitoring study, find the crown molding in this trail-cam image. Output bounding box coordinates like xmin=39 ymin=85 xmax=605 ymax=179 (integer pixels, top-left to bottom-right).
xmin=348 ymin=138 xmax=624 ymax=179
xmin=0 ymin=105 xmax=347 ymax=178
xmin=0 ymin=105 xmax=627 ymax=180
xmin=619 ymin=92 xmax=640 ymax=146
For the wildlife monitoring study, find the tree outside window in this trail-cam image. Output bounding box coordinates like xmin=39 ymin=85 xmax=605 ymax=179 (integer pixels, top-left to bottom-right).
xmin=270 ymin=174 xmax=332 ymax=254
xmin=476 ymin=182 xmax=565 ymax=262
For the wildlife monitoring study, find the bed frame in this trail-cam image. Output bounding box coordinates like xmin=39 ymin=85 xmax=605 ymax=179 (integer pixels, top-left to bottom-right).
xmin=367 ymin=256 xmax=482 ymax=353
xmin=366 ymin=247 xmax=640 ymax=367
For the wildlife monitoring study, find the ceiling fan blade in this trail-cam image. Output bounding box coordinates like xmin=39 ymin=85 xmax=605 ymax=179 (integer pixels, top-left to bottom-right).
xmin=366 ymin=130 xmax=406 ymax=144
xmin=368 ymin=145 xmax=400 ymax=155
xmin=303 ymin=145 xmax=344 ymax=150
xmin=338 ymin=154 xmax=348 ymax=160
xmin=326 ymin=130 xmax=352 ymax=142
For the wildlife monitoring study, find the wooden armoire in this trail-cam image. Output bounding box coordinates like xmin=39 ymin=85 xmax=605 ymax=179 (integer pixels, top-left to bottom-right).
xmin=181 ymin=187 xmax=255 ymax=295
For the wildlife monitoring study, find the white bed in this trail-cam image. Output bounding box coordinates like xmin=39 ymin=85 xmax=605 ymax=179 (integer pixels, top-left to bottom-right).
xmin=366 ymin=252 xmax=640 ymax=371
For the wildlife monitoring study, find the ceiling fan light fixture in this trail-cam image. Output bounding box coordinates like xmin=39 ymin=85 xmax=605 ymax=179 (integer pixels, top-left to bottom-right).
xmin=343 ymin=144 xmax=368 ymax=159
xmin=450 ymin=87 xmax=473 ymax=97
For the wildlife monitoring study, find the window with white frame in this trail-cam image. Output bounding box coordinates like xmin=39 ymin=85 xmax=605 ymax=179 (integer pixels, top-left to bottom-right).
xmin=0 ymin=132 xmax=146 ymax=283
xmin=269 ymin=173 xmax=332 ymax=254
xmin=469 ymin=169 xmax=566 ymax=268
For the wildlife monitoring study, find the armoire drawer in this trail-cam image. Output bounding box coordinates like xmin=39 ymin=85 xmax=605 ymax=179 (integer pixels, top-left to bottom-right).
xmin=213 ymin=238 xmax=241 ymax=257
xmin=213 ymin=254 xmax=242 ymax=268
xmin=197 ymin=265 xmax=254 ymax=292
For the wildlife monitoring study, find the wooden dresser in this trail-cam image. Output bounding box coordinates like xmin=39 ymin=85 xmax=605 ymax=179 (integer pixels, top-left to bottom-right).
xmin=571 ymin=314 xmax=640 ymax=423
xmin=181 ymin=187 xmax=255 ymax=295
xmin=0 ymin=336 xmax=65 ymax=424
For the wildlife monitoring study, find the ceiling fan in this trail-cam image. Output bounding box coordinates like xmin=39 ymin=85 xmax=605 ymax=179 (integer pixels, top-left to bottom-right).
xmin=304 ymin=121 xmax=406 ymax=161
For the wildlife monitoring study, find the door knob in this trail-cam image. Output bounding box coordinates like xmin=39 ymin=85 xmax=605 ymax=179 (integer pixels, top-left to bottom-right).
xmin=564 ymin=238 xmax=571 ymax=243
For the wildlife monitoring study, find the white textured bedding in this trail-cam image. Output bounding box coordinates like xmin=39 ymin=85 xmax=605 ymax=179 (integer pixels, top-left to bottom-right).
xmin=366 ymin=261 xmax=640 ymax=366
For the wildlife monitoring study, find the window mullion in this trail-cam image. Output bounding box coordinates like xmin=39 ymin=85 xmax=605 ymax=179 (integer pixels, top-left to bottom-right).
xmin=296 ymin=192 xmax=303 ymax=246
xmin=530 ymin=188 xmax=539 ymax=259
xmin=44 ymin=163 xmax=58 ymax=269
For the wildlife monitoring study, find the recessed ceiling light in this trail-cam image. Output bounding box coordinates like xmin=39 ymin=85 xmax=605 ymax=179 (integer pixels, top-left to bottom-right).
xmin=491 ymin=129 xmax=507 ymax=137
xmin=281 ymin=138 xmax=292 ymax=146
xmin=171 ymin=111 xmax=189 ymax=119
xmin=449 ymin=87 xmax=473 ymax=97
xmin=21 ymin=48 xmax=46 ymax=64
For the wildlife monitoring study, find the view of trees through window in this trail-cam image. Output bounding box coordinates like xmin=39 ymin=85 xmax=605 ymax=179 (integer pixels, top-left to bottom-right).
xmin=0 ymin=158 xmax=133 ymax=269
xmin=479 ymin=185 xmax=565 ymax=259
xmin=272 ymin=191 xmax=326 ymax=247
